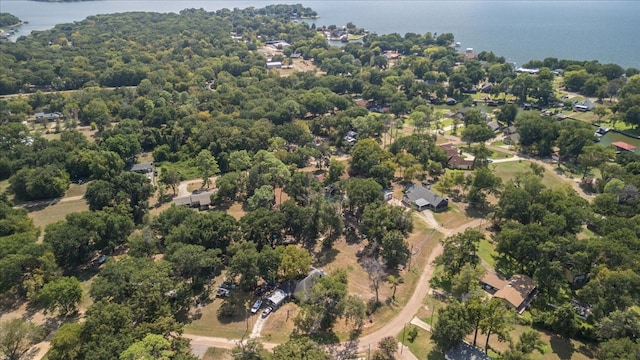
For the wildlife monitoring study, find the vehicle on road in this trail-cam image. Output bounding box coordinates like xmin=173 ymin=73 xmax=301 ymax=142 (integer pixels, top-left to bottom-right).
xmin=251 ymin=299 xmax=263 ymax=314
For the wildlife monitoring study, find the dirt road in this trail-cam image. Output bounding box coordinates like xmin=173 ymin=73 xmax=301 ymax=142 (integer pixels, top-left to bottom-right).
xmin=186 ymin=212 xmax=483 ymax=358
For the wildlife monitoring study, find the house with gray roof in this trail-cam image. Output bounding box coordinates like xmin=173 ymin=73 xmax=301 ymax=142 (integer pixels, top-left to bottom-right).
xmin=293 ymin=268 xmax=325 ymax=302
xmin=402 ymin=184 xmax=448 ymax=212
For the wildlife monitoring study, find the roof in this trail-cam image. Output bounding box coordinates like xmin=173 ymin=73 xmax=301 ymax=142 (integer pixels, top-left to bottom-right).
xmin=294 ymin=268 xmax=325 ymax=301
xmin=494 ymin=274 xmax=536 ymax=309
xmin=445 ymin=342 xmax=492 ymax=360
xmin=612 ymin=141 xmax=636 ymax=151
xmin=481 ymin=271 xmax=508 ymax=290
xmin=487 ymin=120 xmax=501 ymax=131
xmin=267 ymin=289 xmax=288 ymax=307
xmin=404 ymin=184 xmax=447 ymax=207
xmin=130 ymin=163 xmax=154 ymax=173
xmin=172 ymin=191 xmax=216 ymax=207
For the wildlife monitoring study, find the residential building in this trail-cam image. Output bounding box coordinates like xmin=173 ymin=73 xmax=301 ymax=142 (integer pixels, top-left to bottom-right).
xmin=402 ymin=184 xmax=448 ymax=212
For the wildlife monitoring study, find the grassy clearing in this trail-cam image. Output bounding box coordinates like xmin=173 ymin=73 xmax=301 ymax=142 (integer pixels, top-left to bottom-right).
xmin=478 ymin=239 xmax=498 ymax=268
xmin=433 ymin=201 xmax=474 ymax=229
xmin=65 ymin=183 xmax=88 ymax=197
xmin=0 ymin=179 xmax=9 ymax=194
xmin=397 ymin=326 xmax=445 ymax=360
xmin=489 ymin=160 xmax=565 ymax=189
xmin=260 ymin=302 xmax=298 ymax=343
xmin=157 ymin=160 xmax=200 ymax=180
xmin=28 ymin=199 xmax=89 ymax=231
xmin=184 ymin=291 xmax=253 ymax=339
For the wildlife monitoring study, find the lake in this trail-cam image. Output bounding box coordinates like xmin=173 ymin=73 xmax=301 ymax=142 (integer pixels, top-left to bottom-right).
xmin=2 ymin=0 xmax=639 ymax=69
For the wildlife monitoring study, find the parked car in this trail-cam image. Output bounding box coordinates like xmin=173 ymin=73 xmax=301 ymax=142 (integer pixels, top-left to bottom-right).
xmin=261 ymin=306 xmax=273 ymax=318
xmin=251 ymin=299 xmax=263 ymax=314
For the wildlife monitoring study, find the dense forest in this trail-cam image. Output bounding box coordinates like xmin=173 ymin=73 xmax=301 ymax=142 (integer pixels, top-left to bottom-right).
xmin=1 ymin=4 xmax=640 ymax=360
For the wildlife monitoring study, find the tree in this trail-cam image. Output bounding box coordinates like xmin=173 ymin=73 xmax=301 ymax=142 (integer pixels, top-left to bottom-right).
xmin=578 ymin=145 xmax=615 ymax=178
xmin=461 ymin=124 xmax=495 ymax=147
xmin=231 ymin=339 xmax=266 ymax=360
xmin=431 ymin=300 xmax=472 ymax=353
xmin=227 ymin=241 xmax=261 ymax=291
xmin=343 ymin=295 xmax=366 ymax=330
xmin=467 ymin=166 xmax=502 ymax=208
xmin=278 ymin=245 xmax=313 ymax=280
xmin=272 ymin=336 xmax=329 ymax=360
xmin=164 ymin=243 xmax=221 ymax=285
xmin=0 ymin=319 xmax=44 ymax=360
xmin=47 ymin=323 xmax=83 ymax=360
xmin=326 ymin=159 xmax=346 ymax=185
xmin=159 ymin=169 xmax=181 ymax=196
xmin=380 ymin=230 xmax=410 ymax=270
xmin=195 ymin=150 xmax=220 ymax=189
xmin=36 ymin=276 xmax=83 ymax=315
xmin=480 ymin=298 xmax=512 ymax=353
xmin=362 ymin=257 xmax=386 ymax=306
xmin=10 ymin=166 xmax=70 ymax=201
xmin=497 ymin=104 xmax=518 ymax=126
xmin=84 ymin=180 xmax=116 ymax=211
xmin=349 ymin=138 xmax=387 ymax=177
xmin=373 ymin=336 xmax=397 ymax=360
xmin=247 ymin=185 xmax=275 ymax=210
xmin=451 ymin=263 xmax=486 ymax=299
xmin=387 ymin=275 xmax=401 ymax=300
xmin=435 ymin=229 xmax=483 ymax=278
xmin=596 ymin=308 xmax=640 ymax=341
xmin=345 ymin=178 xmax=383 ymax=215
xmin=597 ymin=338 xmax=640 ymax=360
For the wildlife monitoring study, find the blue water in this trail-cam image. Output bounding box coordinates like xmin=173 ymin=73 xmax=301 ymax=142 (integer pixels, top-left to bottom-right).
xmin=1 ymin=0 xmax=639 ymax=68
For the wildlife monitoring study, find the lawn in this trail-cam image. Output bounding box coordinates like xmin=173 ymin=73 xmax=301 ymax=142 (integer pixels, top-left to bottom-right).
xmin=28 ymin=198 xmax=89 ymax=232
xmin=184 ymin=290 xmax=254 ymax=339
xmin=397 ymin=326 xmax=445 ymax=360
xmin=490 ymin=160 xmax=565 ymax=189
xmin=432 ymin=201 xmax=474 ymax=230
xmin=260 ymin=302 xmax=298 ymax=343
xmin=478 ymin=239 xmax=498 ymax=268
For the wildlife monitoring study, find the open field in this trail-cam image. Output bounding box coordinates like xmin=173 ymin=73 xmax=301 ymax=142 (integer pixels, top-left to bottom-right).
xmin=184 ymin=290 xmax=253 ymax=340
xmin=28 ymin=199 xmax=89 ymax=231
xmin=490 ymin=160 xmax=566 ymax=189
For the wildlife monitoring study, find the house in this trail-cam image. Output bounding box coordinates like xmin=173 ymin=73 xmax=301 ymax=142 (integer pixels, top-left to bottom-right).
xmin=445 ymin=342 xmax=492 ymax=360
xmin=293 ymin=268 xmax=325 ymax=302
xmin=493 ymin=274 xmax=537 ymax=314
xmin=480 ymin=272 xmax=508 ymax=294
xmin=574 ymin=99 xmax=595 ymax=112
xmin=439 ymin=143 xmax=475 ymax=170
xmin=487 ymin=120 xmax=502 ymax=132
xmin=612 ymin=141 xmax=636 ymax=153
xmin=504 ymin=132 xmax=520 ymax=145
xmin=34 ymin=111 xmax=62 ymax=122
xmin=402 ymin=184 xmax=448 ymax=212
xmin=129 ymin=162 xmax=154 ymax=174
xmin=446 ymin=97 xmax=458 ymax=105
xmin=480 ymin=83 xmax=493 ymax=93
xmin=172 ymin=191 xmax=216 ymax=210
xmin=266 ymin=61 xmax=283 ymax=69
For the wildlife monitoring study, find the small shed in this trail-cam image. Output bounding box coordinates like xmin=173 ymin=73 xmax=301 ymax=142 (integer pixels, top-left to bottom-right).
xmin=266 ymin=61 xmax=283 ymax=69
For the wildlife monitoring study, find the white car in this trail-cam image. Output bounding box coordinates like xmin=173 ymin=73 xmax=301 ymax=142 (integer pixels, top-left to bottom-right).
xmin=251 ymin=299 xmax=263 ymax=314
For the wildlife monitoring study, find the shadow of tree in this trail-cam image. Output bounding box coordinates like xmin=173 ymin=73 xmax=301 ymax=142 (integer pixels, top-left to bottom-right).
xmin=549 ymin=334 xmax=575 ymax=360
xmin=314 ymin=248 xmax=338 ymax=268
